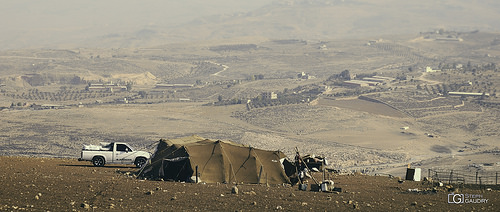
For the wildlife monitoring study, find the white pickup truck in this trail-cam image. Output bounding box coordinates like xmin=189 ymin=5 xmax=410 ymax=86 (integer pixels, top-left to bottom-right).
xmin=78 ymin=142 xmax=151 ymax=168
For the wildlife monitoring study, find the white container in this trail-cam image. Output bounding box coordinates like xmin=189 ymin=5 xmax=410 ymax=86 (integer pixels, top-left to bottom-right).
xmin=405 ymin=168 xmax=421 ymax=181
xmin=321 ymin=180 xmax=334 ymax=192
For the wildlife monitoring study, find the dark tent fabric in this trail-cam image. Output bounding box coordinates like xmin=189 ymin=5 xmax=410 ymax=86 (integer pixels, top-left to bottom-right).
xmin=139 ymin=135 xmax=290 ymax=184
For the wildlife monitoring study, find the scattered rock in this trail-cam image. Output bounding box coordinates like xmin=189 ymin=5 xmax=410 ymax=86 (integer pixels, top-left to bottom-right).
xmin=231 ymin=186 xmax=239 ymax=194
xmin=81 ymin=203 xmax=90 ymax=209
xmin=251 ymin=201 xmax=257 ymax=206
xmin=243 ymin=191 xmax=257 ymax=195
xmin=276 ymin=205 xmax=283 ymax=210
xmin=301 ymin=202 xmax=308 ymax=206
xmin=411 ymin=202 xmax=417 ymax=206
xmin=145 ymin=191 xmax=154 ymax=195
xmin=171 ymin=196 xmax=177 ymax=200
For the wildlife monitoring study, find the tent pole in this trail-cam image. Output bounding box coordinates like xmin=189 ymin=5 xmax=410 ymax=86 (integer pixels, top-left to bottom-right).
xmin=196 ymin=165 xmax=199 ymax=183
xmin=219 ymin=141 xmax=238 ymax=184
xmin=323 ymin=160 xmax=326 ymax=182
xmin=229 ymin=164 xmax=233 ymax=184
xmin=295 ymin=147 xmax=320 ymax=185
xmin=258 ymin=166 xmax=263 ymax=184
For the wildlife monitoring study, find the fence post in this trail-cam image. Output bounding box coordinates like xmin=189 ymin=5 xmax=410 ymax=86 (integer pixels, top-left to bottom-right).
xmin=428 ymin=169 xmax=431 ymax=178
xmin=476 ymin=171 xmax=479 ymax=184
xmin=496 ymin=172 xmax=498 ymax=185
xmin=448 ymin=170 xmax=453 ymax=184
xmin=479 ymin=177 xmax=483 ymax=190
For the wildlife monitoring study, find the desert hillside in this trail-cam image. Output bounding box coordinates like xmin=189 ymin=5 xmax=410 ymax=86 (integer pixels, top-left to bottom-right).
xmin=1 ymin=32 xmax=500 ymax=178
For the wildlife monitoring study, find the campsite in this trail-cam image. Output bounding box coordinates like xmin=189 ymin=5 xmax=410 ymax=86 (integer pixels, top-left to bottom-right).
xmin=2 ymin=156 xmax=499 ymax=211
xmin=139 ymin=135 xmax=290 ymax=184
xmin=1 ymin=136 xmax=499 ymax=211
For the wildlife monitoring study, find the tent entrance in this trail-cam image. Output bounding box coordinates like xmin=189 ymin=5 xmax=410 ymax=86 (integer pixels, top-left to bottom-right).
xmin=160 ymin=157 xmax=193 ymax=182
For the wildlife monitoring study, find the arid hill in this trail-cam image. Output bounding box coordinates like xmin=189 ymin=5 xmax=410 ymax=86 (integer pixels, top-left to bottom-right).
xmin=1 ymin=156 xmax=498 ymax=211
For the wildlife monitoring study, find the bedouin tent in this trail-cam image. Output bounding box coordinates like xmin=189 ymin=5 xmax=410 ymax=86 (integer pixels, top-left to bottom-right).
xmin=139 ymin=135 xmax=291 ymax=184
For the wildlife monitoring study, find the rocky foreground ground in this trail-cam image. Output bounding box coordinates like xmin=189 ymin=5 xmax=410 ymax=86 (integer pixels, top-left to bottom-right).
xmin=1 ymin=156 xmax=499 ymax=211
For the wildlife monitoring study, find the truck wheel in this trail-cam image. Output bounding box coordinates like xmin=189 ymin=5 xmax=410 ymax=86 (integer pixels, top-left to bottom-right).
xmin=134 ymin=157 xmax=147 ymax=168
xmin=92 ymin=156 xmax=105 ymax=167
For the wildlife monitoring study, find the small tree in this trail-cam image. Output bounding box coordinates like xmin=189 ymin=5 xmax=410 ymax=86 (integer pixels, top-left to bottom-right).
xmin=126 ymin=82 xmax=133 ymax=91
xmin=340 ymin=70 xmax=351 ymax=80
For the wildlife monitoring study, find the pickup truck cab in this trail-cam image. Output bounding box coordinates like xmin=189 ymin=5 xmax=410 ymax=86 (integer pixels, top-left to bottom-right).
xmin=79 ymin=142 xmax=151 ymax=168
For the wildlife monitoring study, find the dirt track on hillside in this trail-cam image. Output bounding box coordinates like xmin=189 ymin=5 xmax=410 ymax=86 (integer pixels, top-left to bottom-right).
xmin=1 ymin=156 xmax=498 ymax=211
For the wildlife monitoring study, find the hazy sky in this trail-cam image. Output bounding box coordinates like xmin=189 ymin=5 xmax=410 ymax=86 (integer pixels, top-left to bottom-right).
xmin=1 ymin=1 xmax=272 ymax=31
xmin=1 ymin=0 xmax=499 ymax=50
xmin=0 ymin=0 xmax=272 ymax=49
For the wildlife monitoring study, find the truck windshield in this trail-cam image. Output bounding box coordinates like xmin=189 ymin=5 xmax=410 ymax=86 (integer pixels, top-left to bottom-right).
xmin=116 ymin=144 xmax=131 ymax=152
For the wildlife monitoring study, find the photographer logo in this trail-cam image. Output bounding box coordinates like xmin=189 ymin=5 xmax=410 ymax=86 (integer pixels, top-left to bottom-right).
xmin=448 ymin=193 xmax=464 ymax=204
xmin=448 ymin=193 xmax=488 ymax=204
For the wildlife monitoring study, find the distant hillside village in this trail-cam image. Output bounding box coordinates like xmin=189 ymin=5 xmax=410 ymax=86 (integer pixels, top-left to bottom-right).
xmin=210 ymin=71 xmax=325 ymax=109
xmin=2 ymin=56 xmax=499 ymax=112
xmin=420 ymin=29 xmax=466 ymax=42
xmin=342 ymin=75 xmax=395 ymax=87
xmin=86 ymin=82 xmax=128 ymax=92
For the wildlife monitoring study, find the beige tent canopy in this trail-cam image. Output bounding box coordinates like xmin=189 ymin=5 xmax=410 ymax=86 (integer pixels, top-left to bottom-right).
xmin=139 ymin=135 xmax=291 ymax=184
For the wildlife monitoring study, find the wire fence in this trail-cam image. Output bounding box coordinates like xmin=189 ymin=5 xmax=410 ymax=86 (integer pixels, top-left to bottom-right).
xmin=428 ymin=169 xmax=500 ymax=185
